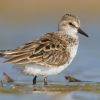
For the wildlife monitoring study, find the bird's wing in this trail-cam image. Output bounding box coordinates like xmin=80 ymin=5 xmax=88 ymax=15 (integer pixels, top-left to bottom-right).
xmin=3 ymin=32 xmax=70 ymax=66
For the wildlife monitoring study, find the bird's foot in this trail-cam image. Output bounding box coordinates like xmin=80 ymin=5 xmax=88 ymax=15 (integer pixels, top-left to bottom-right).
xmin=33 ymin=75 xmax=37 ymax=85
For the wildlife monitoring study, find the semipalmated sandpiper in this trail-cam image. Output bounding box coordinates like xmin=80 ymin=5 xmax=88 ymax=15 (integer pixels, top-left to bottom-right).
xmin=0 ymin=14 xmax=88 ymax=85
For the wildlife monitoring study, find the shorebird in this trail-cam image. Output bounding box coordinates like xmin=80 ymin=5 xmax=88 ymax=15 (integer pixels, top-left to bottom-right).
xmin=0 ymin=14 xmax=88 ymax=85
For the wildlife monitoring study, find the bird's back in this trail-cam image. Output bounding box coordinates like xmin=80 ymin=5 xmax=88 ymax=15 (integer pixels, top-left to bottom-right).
xmin=0 ymin=32 xmax=78 ymax=67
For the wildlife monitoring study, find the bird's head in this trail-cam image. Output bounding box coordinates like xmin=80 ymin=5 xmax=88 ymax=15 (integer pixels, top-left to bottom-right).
xmin=58 ymin=14 xmax=88 ymax=37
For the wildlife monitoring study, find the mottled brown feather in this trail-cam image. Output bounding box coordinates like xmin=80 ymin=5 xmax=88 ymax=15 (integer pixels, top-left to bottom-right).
xmin=2 ymin=32 xmax=77 ymax=66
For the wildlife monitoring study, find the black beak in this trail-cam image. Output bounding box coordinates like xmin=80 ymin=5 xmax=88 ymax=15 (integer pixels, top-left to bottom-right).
xmin=78 ymin=28 xmax=89 ymax=37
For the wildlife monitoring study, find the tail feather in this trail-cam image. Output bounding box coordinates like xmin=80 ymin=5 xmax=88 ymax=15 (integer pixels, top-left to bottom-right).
xmin=0 ymin=50 xmax=21 ymax=58
xmin=0 ymin=50 xmax=30 ymax=64
xmin=0 ymin=50 xmax=6 ymax=57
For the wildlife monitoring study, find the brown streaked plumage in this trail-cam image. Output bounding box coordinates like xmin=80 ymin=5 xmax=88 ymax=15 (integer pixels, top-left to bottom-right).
xmin=0 ymin=14 xmax=88 ymax=85
xmin=0 ymin=32 xmax=76 ymax=66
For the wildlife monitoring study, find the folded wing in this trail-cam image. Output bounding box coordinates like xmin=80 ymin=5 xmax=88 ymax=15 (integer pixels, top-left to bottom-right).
xmin=0 ymin=32 xmax=70 ymax=67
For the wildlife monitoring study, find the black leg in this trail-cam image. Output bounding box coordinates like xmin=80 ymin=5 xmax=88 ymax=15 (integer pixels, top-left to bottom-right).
xmin=44 ymin=76 xmax=48 ymax=85
xmin=33 ymin=75 xmax=37 ymax=85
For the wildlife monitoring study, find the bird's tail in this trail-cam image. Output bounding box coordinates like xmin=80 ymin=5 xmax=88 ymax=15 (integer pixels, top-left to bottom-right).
xmin=0 ymin=50 xmax=6 ymax=57
xmin=0 ymin=50 xmax=15 ymax=58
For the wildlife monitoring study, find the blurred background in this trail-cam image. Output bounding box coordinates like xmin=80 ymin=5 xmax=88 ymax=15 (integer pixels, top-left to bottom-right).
xmin=0 ymin=0 xmax=100 ymax=100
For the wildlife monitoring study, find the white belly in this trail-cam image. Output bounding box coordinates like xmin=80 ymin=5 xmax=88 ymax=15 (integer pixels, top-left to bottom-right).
xmin=23 ymin=63 xmax=69 ymax=76
xmin=23 ymin=44 xmax=78 ymax=76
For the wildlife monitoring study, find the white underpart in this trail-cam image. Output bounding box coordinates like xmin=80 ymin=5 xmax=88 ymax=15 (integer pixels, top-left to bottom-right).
xmin=24 ymin=36 xmax=79 ymax=76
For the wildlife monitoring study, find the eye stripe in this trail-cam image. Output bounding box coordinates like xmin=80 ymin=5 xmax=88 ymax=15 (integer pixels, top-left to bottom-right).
xmin=69 ymin=22 xmax=76 ymax=27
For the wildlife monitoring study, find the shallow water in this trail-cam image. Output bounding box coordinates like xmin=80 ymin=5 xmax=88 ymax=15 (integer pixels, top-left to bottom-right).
xmin=0 ymin=0 xmax=100 ymax=100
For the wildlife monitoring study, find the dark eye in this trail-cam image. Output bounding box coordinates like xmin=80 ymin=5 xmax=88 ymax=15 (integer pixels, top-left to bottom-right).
xmin=69 ymin=22 xmax=75 ymax=27
xmin=69 ymin=22 xmax=72 ymax=25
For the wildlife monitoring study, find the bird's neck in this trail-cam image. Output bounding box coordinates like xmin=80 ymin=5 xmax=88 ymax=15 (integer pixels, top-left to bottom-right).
xmin=58 ymin=27 xmax=78 ymax=39
xmin=58 ymin=30 xmax=78 ymax=39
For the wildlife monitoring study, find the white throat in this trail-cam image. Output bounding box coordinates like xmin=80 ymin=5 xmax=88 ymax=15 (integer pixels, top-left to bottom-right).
xmin=58 ymin=25 xmax=78 ymax=36
xmin=58 ymin=28 xmax=78 ymax=39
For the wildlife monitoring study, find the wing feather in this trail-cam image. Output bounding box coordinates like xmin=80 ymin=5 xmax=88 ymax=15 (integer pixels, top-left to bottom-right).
xmin=3 ymin=32 xmax=71 ymax=66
